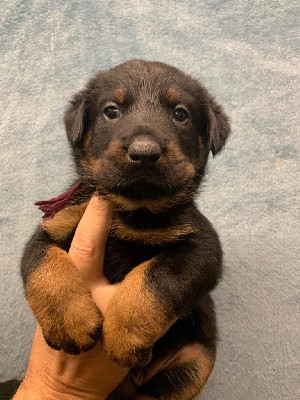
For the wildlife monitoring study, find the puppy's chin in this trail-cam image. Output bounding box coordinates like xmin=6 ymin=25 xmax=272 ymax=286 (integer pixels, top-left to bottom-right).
xmin=112 ymin=182 xmax=172 ymax=201
xmin=96 ymin=182 xmax=195 ymax=213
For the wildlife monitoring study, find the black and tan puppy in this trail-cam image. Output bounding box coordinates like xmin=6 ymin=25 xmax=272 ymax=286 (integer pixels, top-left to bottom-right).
xmin=21 ymin=60 xmax=230 ymax=399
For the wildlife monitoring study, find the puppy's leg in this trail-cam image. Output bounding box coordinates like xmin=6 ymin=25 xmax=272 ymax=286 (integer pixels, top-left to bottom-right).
xmin=107 ymin=342 xmax=215 ymax=400
xmin=138 ymin=342 xmax=214 ymax=400
xmin=103 ymin=259 xmax=170 ymax=367
xmin=103 ymin=236 xmax=221 ymax=368
xmin=22 ymin=201 xmax=102 ymax=354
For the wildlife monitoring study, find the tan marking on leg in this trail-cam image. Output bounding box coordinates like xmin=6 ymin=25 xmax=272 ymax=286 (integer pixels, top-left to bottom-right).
xmin=111 ymin=213 xmax=198 ymax=245
xmin=172 ymin=343 xmax=215 ymax=393
xmin=103 ymin=259 xmax=175 ymax=368
xmin=132 ymin=343 xmax=215 ymax=400
xmin=26 ymin=246 xmax=102 ymax=351
xmin=42 ymin=201 xmax=89 ymax=241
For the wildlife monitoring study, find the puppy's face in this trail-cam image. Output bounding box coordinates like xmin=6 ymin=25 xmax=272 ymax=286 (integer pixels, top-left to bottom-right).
xmin=65 ymin=60 xmax=230 ymax=211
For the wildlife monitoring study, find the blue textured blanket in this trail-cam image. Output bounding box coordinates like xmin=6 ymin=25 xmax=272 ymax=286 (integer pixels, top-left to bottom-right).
xmin=0 ymin=2 xmax=299 ymax=399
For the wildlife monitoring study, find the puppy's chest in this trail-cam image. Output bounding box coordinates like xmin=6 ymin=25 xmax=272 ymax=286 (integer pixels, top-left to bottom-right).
xmin=102 ymin=208 xmax=197 ymax=283
xmin=103 ymin=236 xmax=162 ymax=284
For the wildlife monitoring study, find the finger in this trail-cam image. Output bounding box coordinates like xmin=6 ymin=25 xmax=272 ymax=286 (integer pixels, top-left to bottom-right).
xmin=69 ymin=195 xmax=113 ymax=287
xmin=91 ymin=282 xmax=121 ymax=315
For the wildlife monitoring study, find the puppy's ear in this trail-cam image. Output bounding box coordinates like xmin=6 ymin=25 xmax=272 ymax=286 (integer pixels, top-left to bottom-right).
xmin=208 ymin=98 xmax=231 ymax=156
xmin=64 ymin=90 xmax=89 ymax=147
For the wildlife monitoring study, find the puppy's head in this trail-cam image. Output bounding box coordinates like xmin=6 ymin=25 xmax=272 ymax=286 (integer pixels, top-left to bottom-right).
xmin=64 ymin=60 xmax=230 ymax=211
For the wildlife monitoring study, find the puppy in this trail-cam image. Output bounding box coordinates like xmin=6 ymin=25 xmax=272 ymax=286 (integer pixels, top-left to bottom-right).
xmin=21 ymin=60 xmax=230 ymax=399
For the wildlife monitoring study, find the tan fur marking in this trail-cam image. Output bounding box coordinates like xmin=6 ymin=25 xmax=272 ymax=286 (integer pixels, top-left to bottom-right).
xmin=166 ymin=142 xmax=196 ymax=178
xmin=113 ymin=343 xmax=215 ymax=399
xmin=83 ymin=129 xmax=92 ymax=153
xmin=26 ymin=246 xmax=101 ymax=349
xmin=185 ymin=163 xmax=196 ymax=177
xmin=82 ymin=154 xmax=103 ymax=176
xmin=106 ymin=138 xmax=125 ymax=155
xmin=168 ymin=87 xmax=181 ymax=103
xmin=82 ymin=156 xmax=102 ymax=176
xmin=103 ymin=259 xmax=173 ymax=367
xmin=111 ymin=214 xmax=198 ymax=245
xmin=85 ymin=139 xmax=124 ymax=181
xmin=115 ymin=88 xmax=126 ymax=103
xmin=42 ymin=201 xmax=88 ymax=241
xmin=143 ymin=344 xmax=214 ymax=400
xmin=81 ymin=129 xmax=104 ymax=175
xmin=173 ymin=344 xmax=215 ymax=400
xmin=106 ymin=185 xmax=195 ymax=213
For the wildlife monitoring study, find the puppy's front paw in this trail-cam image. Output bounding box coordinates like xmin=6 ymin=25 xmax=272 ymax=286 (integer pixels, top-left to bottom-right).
xmin=104 ymin=334 xmax=152 ymax=368
xmin=101 ymin=260 xmax=169 ymax=367
xmin=103 ymin=314 xmax=152 ymax=368
xmin=42 ymin=292 xmax=103 ymax=354
xmin=27 ymin=272 xmax=103 ymax=354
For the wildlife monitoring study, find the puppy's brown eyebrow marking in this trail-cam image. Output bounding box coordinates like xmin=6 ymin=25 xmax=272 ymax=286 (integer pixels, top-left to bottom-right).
xmin=115 ymin=88 xmax=126 ymax=103
xmin=167 ymin=87 xmax=181 ymax=103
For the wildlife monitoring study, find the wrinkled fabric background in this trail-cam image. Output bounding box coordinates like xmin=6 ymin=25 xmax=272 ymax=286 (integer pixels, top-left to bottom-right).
xmin=0 ymin=1 xmax=299 ymax=399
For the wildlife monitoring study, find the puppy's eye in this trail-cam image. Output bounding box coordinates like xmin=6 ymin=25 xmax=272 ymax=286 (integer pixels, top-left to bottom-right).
xmin=104 ymin=105 xmax=120 ymax=120
xmin=172 ymin=107 xmax=189 ymax=122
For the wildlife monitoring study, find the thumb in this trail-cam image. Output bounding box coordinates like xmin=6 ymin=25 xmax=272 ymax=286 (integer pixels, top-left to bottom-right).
xmin=69 ymin=195 xmax=113 ymax=288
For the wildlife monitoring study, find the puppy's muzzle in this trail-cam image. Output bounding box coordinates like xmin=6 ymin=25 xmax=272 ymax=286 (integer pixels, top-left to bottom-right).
xmin=127 ymin=135 xmax=162 ymax=165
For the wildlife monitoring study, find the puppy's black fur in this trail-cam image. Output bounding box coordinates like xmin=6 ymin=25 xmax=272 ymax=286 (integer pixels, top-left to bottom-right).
xmin=21 ymin=60 xmax=230 ymax=399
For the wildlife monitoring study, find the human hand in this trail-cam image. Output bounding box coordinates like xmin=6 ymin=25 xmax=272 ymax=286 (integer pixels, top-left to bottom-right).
xmin=14 ymin=196 xmax=128 ymax=400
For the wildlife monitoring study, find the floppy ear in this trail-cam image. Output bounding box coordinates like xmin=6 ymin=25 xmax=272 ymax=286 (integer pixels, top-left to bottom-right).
xmin=208 ymin=98 xmax=231 ymax=156
xmin=64 ymin=90 xmax=89 ymax=147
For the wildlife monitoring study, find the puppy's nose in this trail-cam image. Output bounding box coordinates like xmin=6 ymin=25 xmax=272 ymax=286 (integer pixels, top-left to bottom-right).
xmin=127 ymin=135 xmax=162 ymax=164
